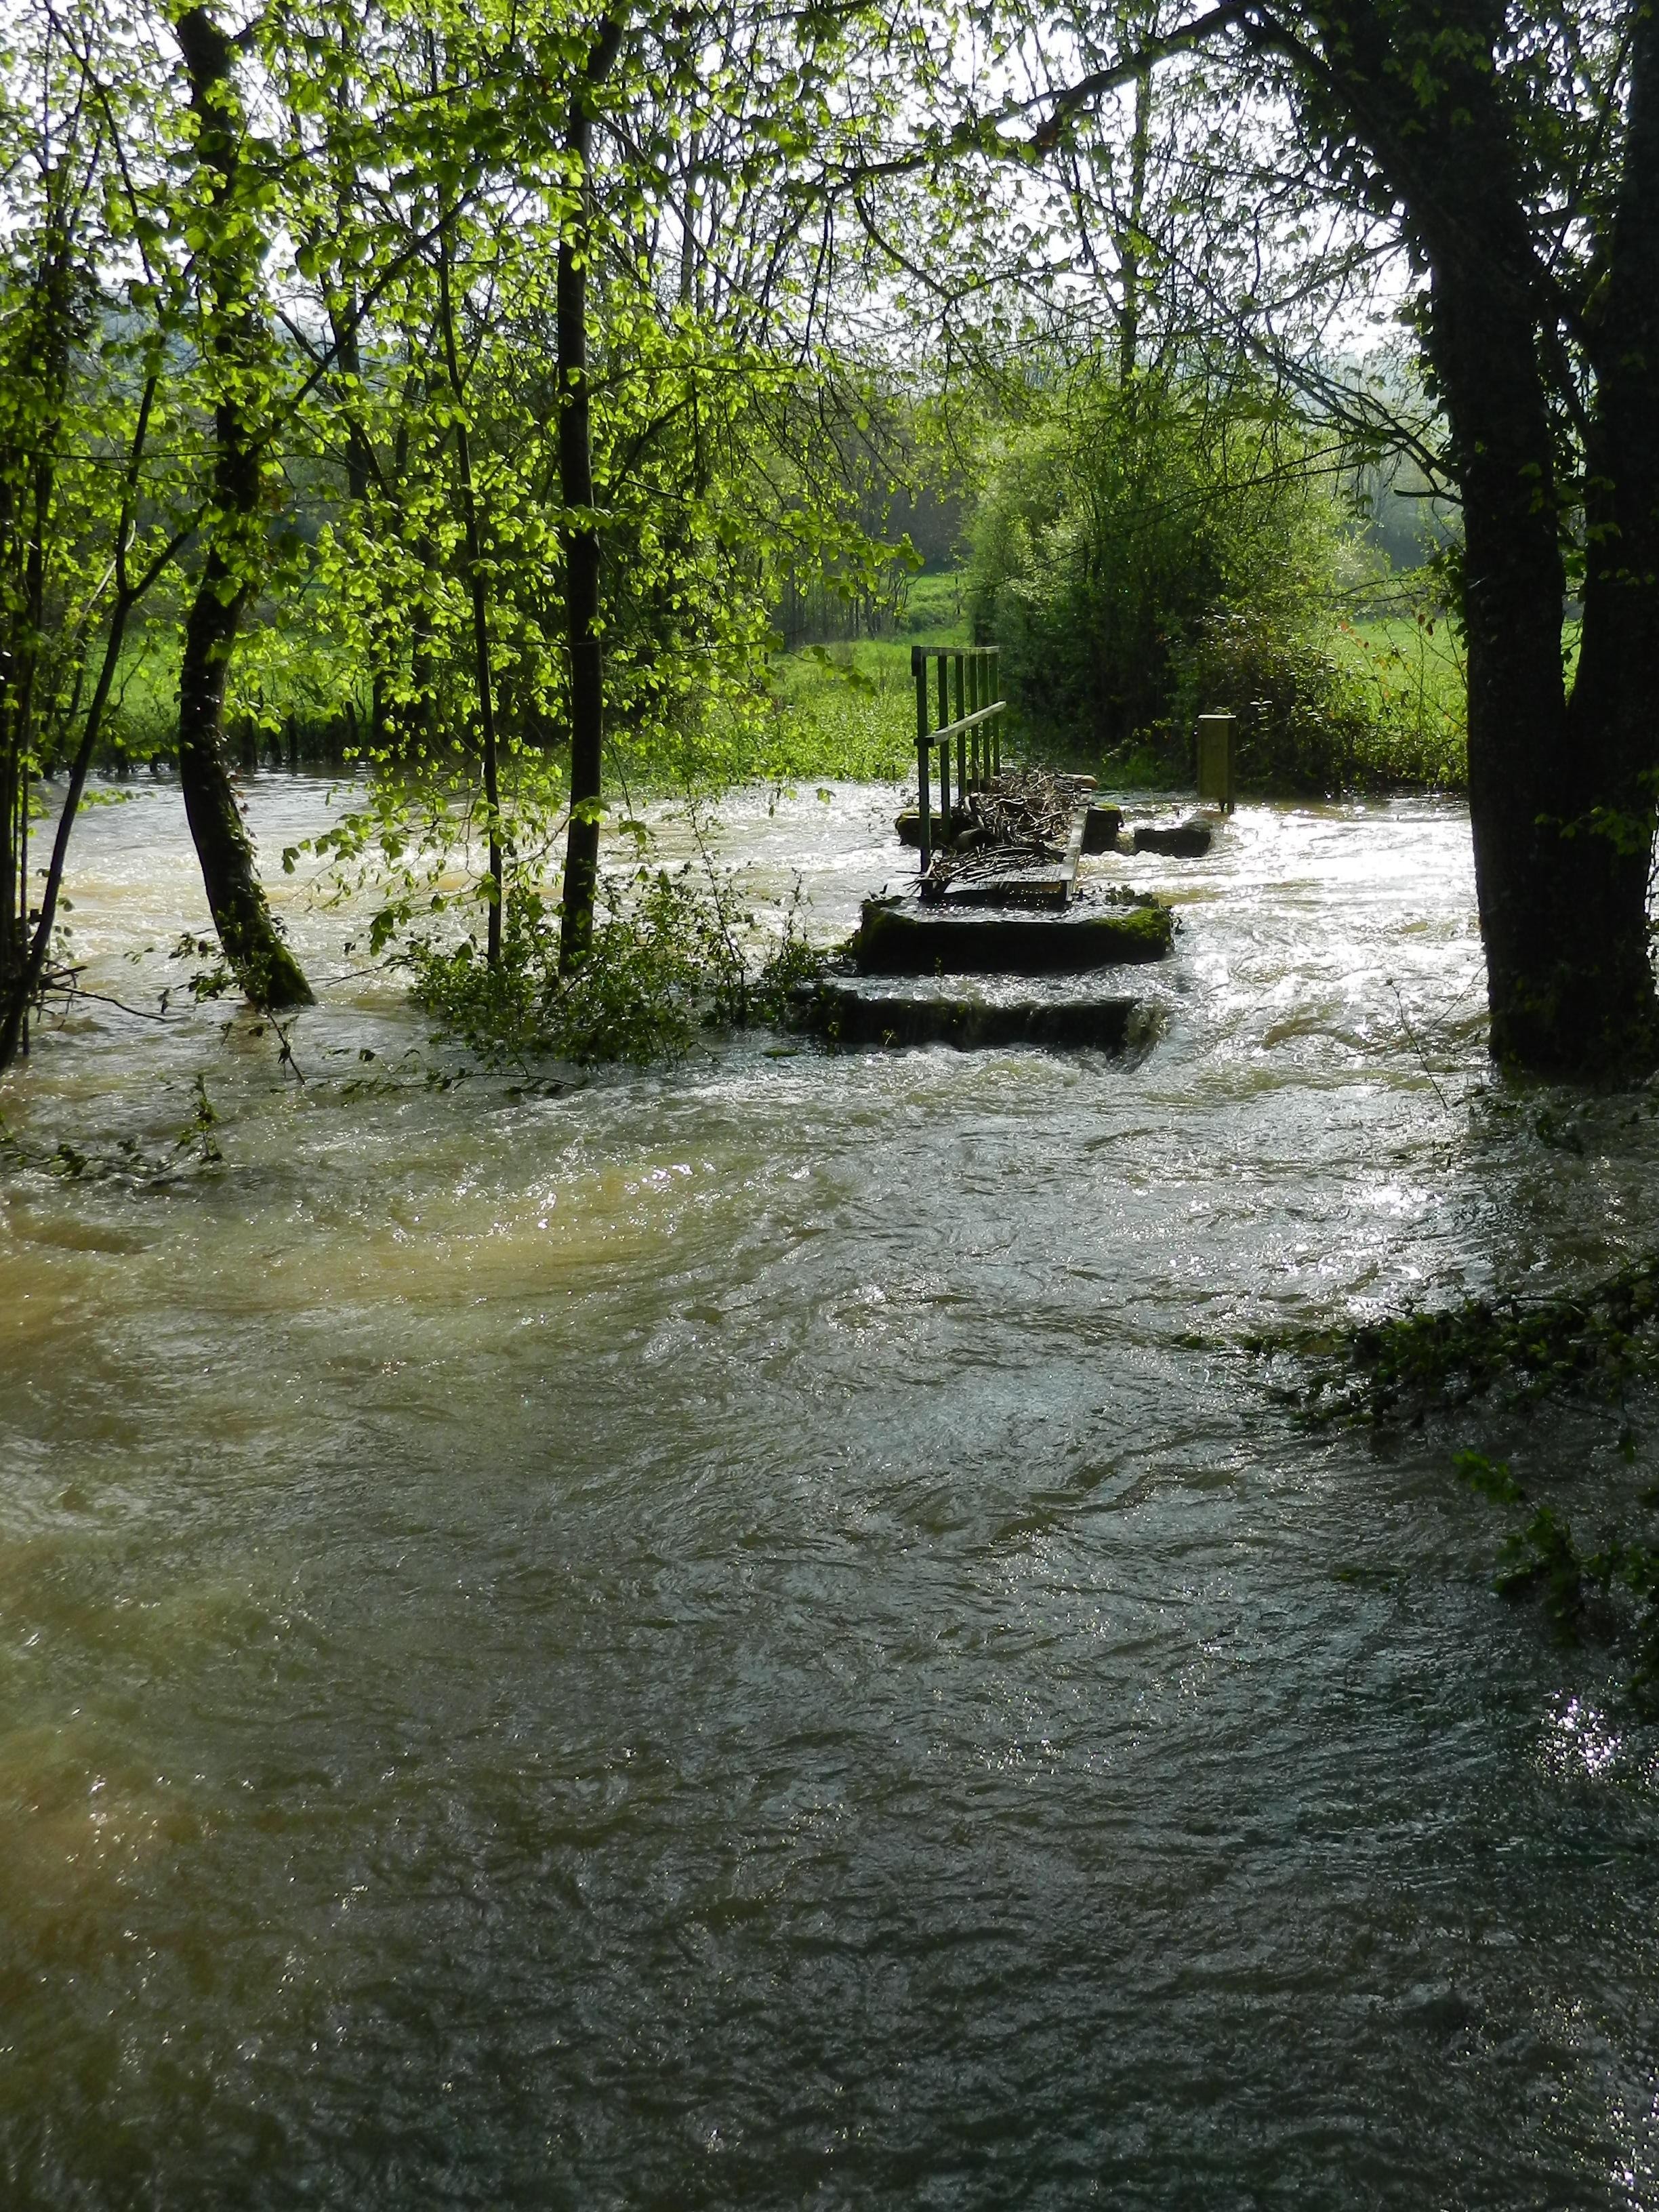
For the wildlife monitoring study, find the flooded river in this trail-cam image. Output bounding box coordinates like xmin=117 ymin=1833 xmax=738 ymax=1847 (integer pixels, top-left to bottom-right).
xmin=3 ymin=777 xmax=1658 ymax=2208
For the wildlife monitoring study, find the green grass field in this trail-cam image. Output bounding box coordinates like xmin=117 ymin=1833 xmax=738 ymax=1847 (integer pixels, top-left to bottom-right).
xmin=85 ymin=579 xmax=1474 ymax=798
xmin=1332 ymin=612 xmax=1469 ymax=785
xmin=749 ymin=575 xmax=972 ymax=783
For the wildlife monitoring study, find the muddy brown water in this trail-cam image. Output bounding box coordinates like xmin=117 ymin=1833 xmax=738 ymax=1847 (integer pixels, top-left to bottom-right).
xmin=3 ymin=777 xmax=1658 ymax=2209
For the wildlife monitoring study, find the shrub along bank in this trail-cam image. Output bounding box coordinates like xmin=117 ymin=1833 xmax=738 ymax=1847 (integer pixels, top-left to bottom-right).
xmin=968 ymin=373 xmax=1467 ymax=796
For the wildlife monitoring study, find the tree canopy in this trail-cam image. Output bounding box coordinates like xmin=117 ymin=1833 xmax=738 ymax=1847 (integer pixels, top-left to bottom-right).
xmin=1 ymin=0 xmax=1656 ymax=1076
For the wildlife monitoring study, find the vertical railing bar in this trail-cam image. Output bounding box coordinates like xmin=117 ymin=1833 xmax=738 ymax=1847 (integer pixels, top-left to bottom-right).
xmin=914 ymin=643 xmax=930 ymax=871
xmin=952 ymin=650 xmax=964 ymax=791
xmin=972 ymin=650 xmax=984 ymax=785
xmin=937 ymin=653 xmax=950 ymax=823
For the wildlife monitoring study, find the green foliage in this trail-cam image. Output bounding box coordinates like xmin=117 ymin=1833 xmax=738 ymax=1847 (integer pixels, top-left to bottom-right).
xmin=894 ymin=571 xmax=970 ymax=639
xmin=1263 ymin=1291 xmax=1659 ymax=1704
xmin=758 ymin=643 xmax=922 ymax=781
xmin=405 ymin=861 xmax=825 ymax=1068
xmin=967 ymin=373 xmax=1471 ymax=794
xmin=1454 ymin=1451 xmax=1659 ymax=1706
xmin=176 ymin=1075 xmax=224 ymax=1166
xmin=1176 ymin=605 xmax=1466 ymax=794
xmin=970 ymin=376 xmax=1347 ymax=761
xmin=1331 ymin=609 xmax=1468 ymax=785
xmin=1256 ymin=1248 xmax=1659 ymax=1431
xmin=1454 ymin=1448 xmax=1524 ymax=1507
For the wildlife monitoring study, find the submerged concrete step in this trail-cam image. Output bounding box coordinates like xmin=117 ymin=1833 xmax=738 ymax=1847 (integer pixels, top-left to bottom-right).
xmin=1132 ymin=814 xmax=1213 ymax=856
xmin=800 ymin=975 xmax=1151 ymax=1051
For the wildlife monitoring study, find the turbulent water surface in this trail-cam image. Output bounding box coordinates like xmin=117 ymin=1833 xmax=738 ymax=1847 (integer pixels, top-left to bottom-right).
xmin=3 ymin=776 xmax=1659 ymax=2209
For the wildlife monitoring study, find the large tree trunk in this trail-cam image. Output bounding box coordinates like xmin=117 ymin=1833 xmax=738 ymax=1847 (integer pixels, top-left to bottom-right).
xmin=1301 ymin=0 xmax=1659 ymax=1078
xmin=174 ymin=7 xmax=312 ymax=1010
xmin=1424 ymin=258 xmax=1650 ymax=1076
xmin=1558 ymin=0 xmax=1659 ymax=1075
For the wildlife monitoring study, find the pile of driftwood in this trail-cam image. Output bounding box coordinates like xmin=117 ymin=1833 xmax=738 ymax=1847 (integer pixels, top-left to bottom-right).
xmin=919 ymin=768 xmax=1086 ymax=901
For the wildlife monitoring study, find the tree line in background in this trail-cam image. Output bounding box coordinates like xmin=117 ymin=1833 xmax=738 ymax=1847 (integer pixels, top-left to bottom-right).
xmin=1 ymin=0 xmax=1656 ymax=1080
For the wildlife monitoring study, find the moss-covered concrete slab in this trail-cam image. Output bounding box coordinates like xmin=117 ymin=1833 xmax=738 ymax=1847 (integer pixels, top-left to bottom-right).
xmin=855 ymin=889 xmax=1173 ymax=975
xmin=1082 ymin=804 xmax=1124 ymax=853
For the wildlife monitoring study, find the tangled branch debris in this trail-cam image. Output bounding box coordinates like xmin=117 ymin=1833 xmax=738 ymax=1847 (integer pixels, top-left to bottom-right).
xmin=920 ymin=769 xmax=1090 ymax=900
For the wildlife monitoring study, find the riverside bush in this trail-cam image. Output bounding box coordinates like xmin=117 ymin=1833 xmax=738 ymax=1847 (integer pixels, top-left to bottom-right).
xmin=970 ymin=377 xmax=1347 ymax=758
xmin=969 ymin=375 xmax=1467 ymax=794
xmin=406 ymin=867 xmax=822 ymax=1067
xmin=1174 ymin=608 xmax=1466 ymax=794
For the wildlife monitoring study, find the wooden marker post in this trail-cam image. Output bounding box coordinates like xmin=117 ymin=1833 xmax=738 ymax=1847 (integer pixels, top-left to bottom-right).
xmin=1196 ymin=713 xmax=1235 ymax=811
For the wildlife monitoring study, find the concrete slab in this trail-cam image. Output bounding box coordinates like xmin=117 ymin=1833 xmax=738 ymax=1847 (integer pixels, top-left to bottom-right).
xmin=1132 ymin=815 xmax=1213 ymax=857
xmin=800 ymin=975 xmax=1151 ymax=1051
xmin=855 ymin=888 xmax=1173 ymax=975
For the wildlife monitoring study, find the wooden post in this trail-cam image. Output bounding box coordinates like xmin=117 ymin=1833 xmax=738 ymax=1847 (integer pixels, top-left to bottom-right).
xmin=1196 ymin=712 xmax=1235 ymax=811
xmin=913 ymin=644 xmax=930 ymax=867
xmin=991 ymin=649 xmax=1002 ymax=775
xmin=937 ymin=653 xmax=950 ymax=821
xmin=975 ymin=653 xmax=985 ymax=783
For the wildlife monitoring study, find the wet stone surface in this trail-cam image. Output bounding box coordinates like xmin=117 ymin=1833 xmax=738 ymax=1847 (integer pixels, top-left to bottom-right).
xmin=801 ymin=973 xmax=1149 ymax=1051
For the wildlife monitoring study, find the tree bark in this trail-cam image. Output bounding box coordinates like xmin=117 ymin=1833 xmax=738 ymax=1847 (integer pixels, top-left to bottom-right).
xmin=1298 ymin=0 xmax=1659 ymax=1076
xmin=1559 ymin=0 xmax=1659 ymax=1071
xmin=173 ymin=7 xmax=312 ymax=1010
xmin=0 ymin=184 xmax=75 ymax=1036
xmin=0 ymin=591 xmax=137 ymax=1071
xmin=1115 ymin=60 xmax=1151 ymax=386
xmin=557 ymin=14 xmax=626 ymax=975
xmin=436 ymin=224 xmax=504 ymax=966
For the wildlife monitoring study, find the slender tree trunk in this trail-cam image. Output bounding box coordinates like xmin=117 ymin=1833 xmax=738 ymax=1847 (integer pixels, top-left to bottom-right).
xmin=436 ymin=228 xmax=504 ymax=966
xmin=0 ymin=591 xmax=137 ymax=1071
xmin=327 ymin=288 xmax=375 ymax=506
xmin=327 ymin=280 xmax=390 ymax=758
xmin=0 ymin=190 xmax=75 ymax=1042
xmin=558 ymin=14 xmax=626 ymax=975
xmin=1116 ymin=61 xmax=1151 ymax=386
xmin=678 ymin=127 xmax=700 ymax=310
xmin=0 ymin=476 xmax=22 ymax=1021
xmin=0 ymin=362 xmax=190 ymax=1076
xmin=173 ymin=7 xmax=312 ymax=1010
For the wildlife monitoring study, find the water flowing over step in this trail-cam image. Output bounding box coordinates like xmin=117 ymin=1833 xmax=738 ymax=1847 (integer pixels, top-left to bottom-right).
xmin=798 ymin=973 xmax=1155 ymax=1051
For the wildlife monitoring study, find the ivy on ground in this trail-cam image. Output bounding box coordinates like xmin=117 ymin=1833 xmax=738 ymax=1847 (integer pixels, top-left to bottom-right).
xmin=1251 ymin=1254 xmax=1659 ymax=1710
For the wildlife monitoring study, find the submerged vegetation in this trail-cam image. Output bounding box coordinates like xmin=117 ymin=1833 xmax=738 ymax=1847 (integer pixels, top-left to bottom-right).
xmin=1256 ymin=1250 xmax=1659 ymax=1434
xmin=1255 ymin=1251 xmax=1659 ymax=1704
xmin=405 ymin=865 xmax=825 ymax=1067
